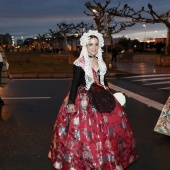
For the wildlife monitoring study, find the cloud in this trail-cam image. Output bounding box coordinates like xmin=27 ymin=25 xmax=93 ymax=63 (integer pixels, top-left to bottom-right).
xmin=0 ymin=0 xmax=169 ymax=41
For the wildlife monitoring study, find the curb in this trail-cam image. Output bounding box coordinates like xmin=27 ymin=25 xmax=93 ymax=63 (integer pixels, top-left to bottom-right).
xmin=11 ymin=72 xmax=117 ymax=79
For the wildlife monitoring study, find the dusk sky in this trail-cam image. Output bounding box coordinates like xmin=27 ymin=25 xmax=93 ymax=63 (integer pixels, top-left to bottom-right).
xmin=0 ymin=0 xmax=169 ymax=42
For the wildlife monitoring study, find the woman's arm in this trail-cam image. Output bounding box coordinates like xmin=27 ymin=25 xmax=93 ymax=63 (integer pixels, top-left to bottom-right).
xmin=67 ymin=65 xmax=84 ymax=113
xmin=104 ymin=77 xmax=111 ymax=91
xmin=68 ymin=65 xmax=84 ymax=105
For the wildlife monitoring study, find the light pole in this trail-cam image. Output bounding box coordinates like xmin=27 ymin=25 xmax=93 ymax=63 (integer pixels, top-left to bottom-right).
xmin=103 ymin=11 xmax=109 ymax=68
xmin=143 ymin=24 xmax=146 ymax=50
xmin=21 ymin=36 xmax=24 ymax=52
xmin=155 ymin=30 xmax=158 ymax=39
xmin=92 ymin=8 xmax=109 ymax=67
xmin=74 ymin=32 xmax=79 ymax=52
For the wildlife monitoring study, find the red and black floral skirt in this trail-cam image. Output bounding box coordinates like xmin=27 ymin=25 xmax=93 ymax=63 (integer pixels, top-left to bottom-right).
xmin=48 ymin=86 xmax=137 ymax=170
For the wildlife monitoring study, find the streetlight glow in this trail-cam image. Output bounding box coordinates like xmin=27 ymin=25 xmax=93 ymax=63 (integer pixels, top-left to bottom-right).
xmin=74 ymin=32 xmax=79 ymax=52
xmin=92 ymin=9 xmax=97 ymax=13
xmin=155 ymin=30 xmax=158 ymax=39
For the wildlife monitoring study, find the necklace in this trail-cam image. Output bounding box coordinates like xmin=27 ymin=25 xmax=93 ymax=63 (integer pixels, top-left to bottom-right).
xmin=89 ymin=55 xmax=98 ymax=61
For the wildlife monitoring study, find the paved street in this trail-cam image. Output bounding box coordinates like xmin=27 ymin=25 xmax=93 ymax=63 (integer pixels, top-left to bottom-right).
xmin=0 ymin=62 xmax=170 ymax=170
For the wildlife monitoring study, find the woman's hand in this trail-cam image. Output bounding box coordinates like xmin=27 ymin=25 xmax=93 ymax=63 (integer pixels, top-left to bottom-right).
xmin=67 ymin=104 xmax=76 ymax=113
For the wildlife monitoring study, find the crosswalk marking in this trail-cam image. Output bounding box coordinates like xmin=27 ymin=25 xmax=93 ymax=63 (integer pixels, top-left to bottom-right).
xmin=124 ymin=74 xmax=170 ymax=79
xmin=121 ymin=74 xmax=170 ymax=90
xmin=132 ymin=77 xmax=170 ymax=82
xmin=144 ymin=81 xmax=170 ymax=85
xmin=158 ymin=87 xmax=170 ymax=90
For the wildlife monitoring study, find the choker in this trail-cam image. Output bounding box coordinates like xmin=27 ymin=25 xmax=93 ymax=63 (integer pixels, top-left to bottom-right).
xmin=89 ymin=55 xmax=98 ymax=59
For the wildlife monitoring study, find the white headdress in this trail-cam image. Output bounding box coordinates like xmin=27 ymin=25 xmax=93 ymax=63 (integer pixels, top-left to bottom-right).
xmin=74 ymin=30 xmax=107 ymax=90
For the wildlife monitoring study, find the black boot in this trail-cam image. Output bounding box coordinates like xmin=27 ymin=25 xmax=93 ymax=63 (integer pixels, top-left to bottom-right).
xmin=0 ymin=98 xmax=4 ymax=105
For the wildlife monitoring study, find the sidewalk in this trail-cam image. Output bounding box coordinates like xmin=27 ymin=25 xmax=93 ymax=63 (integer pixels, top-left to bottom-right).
xmin=10 ymin=63 xmax=170 ymax=79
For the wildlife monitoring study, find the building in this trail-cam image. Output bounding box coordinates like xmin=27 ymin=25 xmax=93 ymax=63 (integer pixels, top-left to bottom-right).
xmin=0 ymin=33 xmax=13 ymax=50
xmin=155 ymin=38 xmax=166 ymax=44
xmin=17 ymin=39 xmax=24 ymax=46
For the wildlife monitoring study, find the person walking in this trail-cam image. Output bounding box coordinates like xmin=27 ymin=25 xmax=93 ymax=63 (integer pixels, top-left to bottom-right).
xmin=48 ymin=30 xmax=137 ymax=170
xmin=0 ymin=47 xmax=5 ymax=105
xmin=111 ymin=47 xmax=118 ymax=64
xmin=154 ymin=97 xmax=170 ymax=136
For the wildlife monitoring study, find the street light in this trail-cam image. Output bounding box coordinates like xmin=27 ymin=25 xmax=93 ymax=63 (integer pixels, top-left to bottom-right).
xmin=21 ymin=36 xmax=24 ymax=52
xmin=103 ymin=11 xmax=109 ymax=68
xmin=155 ymin=30 xmax=158 ymax=38
xmin=143 ymin=24 xmax=146 ymax=50
xmin=74 ymin=32 xmax=79 ymax=52
xmin=154 ymin=30 xmax=158 ymax=44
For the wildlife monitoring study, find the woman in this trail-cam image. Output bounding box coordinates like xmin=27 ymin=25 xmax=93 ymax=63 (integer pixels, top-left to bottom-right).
xmin=48 ymin=30 xmax=137 ymax=170
xmin=0 ymin=46 xmax=10 ymax=105
xmin=154 ymin=97 xmax=170 ymax=136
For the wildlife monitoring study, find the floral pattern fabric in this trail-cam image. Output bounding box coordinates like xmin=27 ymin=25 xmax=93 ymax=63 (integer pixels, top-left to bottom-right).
xmin=48 ymin=70 xmax=137 ymax=170
xmin=154 ymin=97 xmax=170 ymax=136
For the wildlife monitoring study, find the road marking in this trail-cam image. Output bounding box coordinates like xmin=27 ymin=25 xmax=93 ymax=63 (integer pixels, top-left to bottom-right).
xmin=144 ymin=81 xmax=170 ymax=85
xmin=121 ymin=74 xmax=170 ymax=90
xmin=2 ymin=97 xmax=51 ymax=100
xmin=108 ymin=83 xmax=164 ymax=111
xmin=158 ymin=87 xmax=170 ymax=90
xmin=3 ymin=79 xmax=164 ymax=110
xmin=13 ymin=78 xmax=73 ymax=81
xmin=132 ymin=77 xmax=170 ymax=82
xmin=124 ymin=74 xmax=170 ymax=79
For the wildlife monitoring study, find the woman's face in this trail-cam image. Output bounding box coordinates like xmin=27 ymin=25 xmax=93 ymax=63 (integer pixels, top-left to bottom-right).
xmin=86 ymin=38 xmax=99 ymax=56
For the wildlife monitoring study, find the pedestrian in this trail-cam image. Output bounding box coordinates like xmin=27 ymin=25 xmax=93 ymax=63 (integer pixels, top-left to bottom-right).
xmin=154 ymin=97 xmax=170 ymax=136
xmin=48 ymin=30 xmax=137 ymax=170
xmin=111 ymin=47 xmax=118 ymax=64
xmin=0 ymin=46 xmax=11 ymax=105
xmin=0 ymin=46 xmax=5 ymax=105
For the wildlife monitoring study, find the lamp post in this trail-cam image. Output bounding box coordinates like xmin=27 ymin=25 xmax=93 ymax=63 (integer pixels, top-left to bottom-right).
xmin=155 ymin=30 xmax=158 ymax=38
xmin=104 ymin=11 xmax=109 ymax=68
xmin=92 ymin=9 xmax=98 ymax=30
xmin=143 ymin=24 xmax=146 ymax=50
xmin=21 ymin=36 xmax=24 ymax=52
xmin=74 ymin=32 xmax=79 ymax=52
xmin=92 ymin=8 xmax=109 ymax=67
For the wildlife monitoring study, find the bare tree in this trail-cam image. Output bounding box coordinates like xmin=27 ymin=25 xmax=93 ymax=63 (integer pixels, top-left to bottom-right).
xmin=49 ymin=21 xmax=94 ymax=52
xmin=84 ymin=0 xmax=136 ymax=66
xmin=84 ymin=0 xmax=111 ymax=32
xmin=84 ymin=0 xmax=136 ymax=36
xmin=108 ymin=3 xmax=170 ymax=55
xmin=76 ymin=21 xmax=94 ymax=35
xmin=49 ymin=29 xmax=56 ymax=52
xmin=56 ymin=21 xmax=77 ymax=52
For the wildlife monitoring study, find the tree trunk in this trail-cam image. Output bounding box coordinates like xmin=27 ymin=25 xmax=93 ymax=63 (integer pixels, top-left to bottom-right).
xmin=108 ymin=32 xmax=113 ymax=50
xmin=64 ymin=33 xmax=68 ymax=52
xmin=165 ymin=26 xmax=170 ymax=55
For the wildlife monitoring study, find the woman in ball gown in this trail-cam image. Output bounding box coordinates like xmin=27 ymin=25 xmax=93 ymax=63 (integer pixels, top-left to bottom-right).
xmin=48 ymin=30 xmax=137 ymax=170
xmin=154 ymin=97 xmax=170 ymax=136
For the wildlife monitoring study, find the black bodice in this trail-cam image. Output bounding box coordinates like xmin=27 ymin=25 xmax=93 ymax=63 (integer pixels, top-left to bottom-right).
xmin=68 ymin=65 xmax=108 ymax=105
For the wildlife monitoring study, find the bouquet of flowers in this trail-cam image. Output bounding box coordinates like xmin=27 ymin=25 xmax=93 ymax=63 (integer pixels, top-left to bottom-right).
xmin=113 ymin=92 xmax=126 ymax=107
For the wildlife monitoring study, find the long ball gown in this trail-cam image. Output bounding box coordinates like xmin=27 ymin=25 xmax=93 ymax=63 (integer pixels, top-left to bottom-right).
xmin=48 ymin=66 xmax=137 ymax=170
xmin=154 ymin=97 xmax=170 ymax=136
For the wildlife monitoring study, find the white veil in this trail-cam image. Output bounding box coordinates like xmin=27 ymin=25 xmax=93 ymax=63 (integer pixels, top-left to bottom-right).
xmin=74 ymin=30 xmax=107 ymax=90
